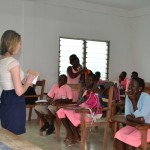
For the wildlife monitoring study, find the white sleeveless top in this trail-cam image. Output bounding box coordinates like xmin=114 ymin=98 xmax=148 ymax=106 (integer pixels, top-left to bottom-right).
xmin=0 ymin=57 xmax=24 ymax=90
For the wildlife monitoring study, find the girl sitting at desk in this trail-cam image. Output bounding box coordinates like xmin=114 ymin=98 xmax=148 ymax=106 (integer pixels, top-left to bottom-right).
xmin=57 ymin=73 xmax=102 ymax=146
xmin=115 ymin=77 xmax=150 ymax=150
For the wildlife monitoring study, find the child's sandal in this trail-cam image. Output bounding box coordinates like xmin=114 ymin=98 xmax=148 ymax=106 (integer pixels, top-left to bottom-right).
xmin=73 ymin=137 xmax=81 ymax=143
xmin=74 ymin=138 xmax=81 ymax=143
xmin=65 ymin=139 xmax=74 ymax=147
xmin=64 ymin=138 xmax=69 ymax=143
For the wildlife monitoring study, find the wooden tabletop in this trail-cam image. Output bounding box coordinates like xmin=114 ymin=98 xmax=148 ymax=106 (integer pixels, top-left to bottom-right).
xmin=0 ymin=128 xmax=42 ymax=150
xmin=111 ymin=115 xmax=150 ymax=129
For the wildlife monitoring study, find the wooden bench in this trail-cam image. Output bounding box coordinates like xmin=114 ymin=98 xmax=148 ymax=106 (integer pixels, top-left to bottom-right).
xmin=0 ymin=128 xmax=42 ymax=150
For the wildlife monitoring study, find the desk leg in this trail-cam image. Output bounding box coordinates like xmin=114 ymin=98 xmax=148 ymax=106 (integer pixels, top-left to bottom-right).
xmin=140 ymin=129 xmax=147 ymax=150
xmin=113 ymin=122 xmax=119 ymax=150
xmin=81 ymin=113 xmax=86 ymax=150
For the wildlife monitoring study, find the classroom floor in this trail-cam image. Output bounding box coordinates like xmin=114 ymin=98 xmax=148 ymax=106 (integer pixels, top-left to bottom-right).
xmin=21 ymin=120 xmax=114 ymax=150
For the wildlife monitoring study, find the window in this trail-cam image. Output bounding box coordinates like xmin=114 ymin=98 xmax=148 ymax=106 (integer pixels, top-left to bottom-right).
xmin=59 ymin=37 xmax=109 ymax=80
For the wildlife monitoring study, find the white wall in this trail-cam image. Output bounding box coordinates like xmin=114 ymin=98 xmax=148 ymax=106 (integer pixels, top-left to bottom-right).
xmin=130 ymin=9 xmax=150 ymax=81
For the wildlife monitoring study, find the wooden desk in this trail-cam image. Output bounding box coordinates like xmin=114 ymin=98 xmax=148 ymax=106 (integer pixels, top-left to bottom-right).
xmin=111 ymin=115 xmax=150 ymax=150
xmin=0 ymin=128 xmax=42 ymax=150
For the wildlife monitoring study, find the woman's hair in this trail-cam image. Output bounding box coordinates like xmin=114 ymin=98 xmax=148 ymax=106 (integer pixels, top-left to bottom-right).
xmin=69 ymin=54 xmax=78 ymax=64
xmin=0 ymin=30 xmax=21 ymax=55
xmin=133 ymin=77 xmax=145 ymax=91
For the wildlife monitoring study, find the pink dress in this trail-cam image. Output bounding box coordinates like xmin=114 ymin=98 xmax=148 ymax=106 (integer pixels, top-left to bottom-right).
xmin=97 ymin=79 xmax=105 ymax=85
xmin=115 ymin=125 xmax=150 ymax=147
xmin=57 ymin=91 xmax=102 ymax=127
xmin=120 ymin=77 xmax=130 ymax=92
xmin=67 ymin=66 xmax=81 ymax=102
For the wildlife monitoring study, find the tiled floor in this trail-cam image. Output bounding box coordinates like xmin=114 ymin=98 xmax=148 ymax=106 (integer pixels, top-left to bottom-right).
xmin=21 ymin=120 xmax=113 ymax=150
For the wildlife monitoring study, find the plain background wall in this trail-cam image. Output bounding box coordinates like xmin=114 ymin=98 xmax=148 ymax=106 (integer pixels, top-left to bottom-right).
xmin=0 ymin=0 xmax=150 ymax=118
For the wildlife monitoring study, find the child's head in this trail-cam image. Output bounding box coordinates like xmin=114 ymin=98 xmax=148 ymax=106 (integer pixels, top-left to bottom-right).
xmin=131 ymin=71 xmax=138 ymax=79
xmin=95 ymin=71 xmax=101 ymax=80
xmin=128 ymin=77 xmax=145 ymax=94
xmin=69 ymin=54 xmax=79 ymax=68
xmin=119 ymin=71 xmax=127 ymax=80
xmin=85 ymin=73 xmax=96 ymax=89
xmin=58 ymin=74 xmax=67 ymax=87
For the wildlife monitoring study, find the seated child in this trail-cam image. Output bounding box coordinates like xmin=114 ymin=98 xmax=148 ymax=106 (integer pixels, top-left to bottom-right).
xmin=115 ymin=77 xmax=150 ymax=150
xmin=119 ymin=71 xmax=130 ymax=92
xmin=34 ymin=74 xmax=72 ymax=135
xmin=95 ymin=71 xmax=105 ymax=85
xmin=56 ymin=73 xmax=102 ymax=146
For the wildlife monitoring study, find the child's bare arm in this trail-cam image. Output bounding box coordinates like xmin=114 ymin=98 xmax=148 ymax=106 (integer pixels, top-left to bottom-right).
xmin=126 ymin=114 xmax=145 ymax=124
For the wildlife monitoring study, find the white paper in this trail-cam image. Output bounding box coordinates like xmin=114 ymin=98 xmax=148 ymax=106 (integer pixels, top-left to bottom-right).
xmin=35 ymin=99 xmax=48 ymax=103
xmin=32 ymin=76 xmax=38 ymax=84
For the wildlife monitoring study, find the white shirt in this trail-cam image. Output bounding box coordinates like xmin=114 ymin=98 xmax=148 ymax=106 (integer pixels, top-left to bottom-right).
xmin=0 ymin=57 xmax=24 ymax=90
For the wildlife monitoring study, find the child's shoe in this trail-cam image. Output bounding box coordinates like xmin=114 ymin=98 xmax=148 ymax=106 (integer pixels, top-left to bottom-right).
xmin=39 ymin=122 xmax=50 ymax=136
xmin=46 ymin=124 xmax=55 ymax=135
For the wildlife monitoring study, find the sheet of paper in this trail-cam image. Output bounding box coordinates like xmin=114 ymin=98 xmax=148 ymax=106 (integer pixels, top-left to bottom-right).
xmin=35 ymin=99 xmax=48 ymax=103
xmin=32 ymin=76 xmax=39 ymax=84
xmin=27 ymin=69 xmax=40 ymax=84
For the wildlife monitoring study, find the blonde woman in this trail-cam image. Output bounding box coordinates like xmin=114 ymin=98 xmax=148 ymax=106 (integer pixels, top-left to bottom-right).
xmin=0 ymin=30 xmax=35 ymax=135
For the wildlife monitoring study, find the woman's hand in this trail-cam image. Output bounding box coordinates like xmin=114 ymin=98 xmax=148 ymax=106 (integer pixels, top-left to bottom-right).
xmin=26 ymin=74 xmax=36 ymax=85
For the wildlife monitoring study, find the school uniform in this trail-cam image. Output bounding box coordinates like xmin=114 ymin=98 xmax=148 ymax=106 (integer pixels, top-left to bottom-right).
xmin=115 ymin=92 xmax=150 ymax=147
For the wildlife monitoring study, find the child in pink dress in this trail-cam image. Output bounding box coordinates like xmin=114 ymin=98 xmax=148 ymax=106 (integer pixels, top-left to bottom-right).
xmin=115 ymin=77 xmax=150 ymax=150
xmin=119 ymin=71 xmax=130 ymax=92
xmin=57 ymin=73 xmax=102 ymax=146
xmin=95 ymin=71 xmax=105 ymax=85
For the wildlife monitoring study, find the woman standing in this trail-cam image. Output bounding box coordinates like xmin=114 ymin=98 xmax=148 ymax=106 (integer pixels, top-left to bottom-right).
xmin=0 ymin=30 xmax=35 ymax=135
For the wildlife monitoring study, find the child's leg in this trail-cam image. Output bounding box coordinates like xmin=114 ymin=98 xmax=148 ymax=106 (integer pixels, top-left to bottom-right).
xmin=34 ymin=109 xmax=50 ymax=132
xmin=48 ymin=106 xmax=56 ymax=125
xmin=61 ymin=118 xmax=74 ymax=146
xmin=116 ymin=139 xmax=125 ymax=150
xmin=67 ymin=118 xmax=81 ymax=142
xmin=125 ymin=144 xmax=136 ymax=150
xmin=45 ymin=107 xmax=56 ymax=135
xmin=61 ymin=118 xmax=74 ymax=138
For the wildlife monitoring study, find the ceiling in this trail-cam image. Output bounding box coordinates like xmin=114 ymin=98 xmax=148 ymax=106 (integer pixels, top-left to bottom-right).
xmin=75 ymin=0 xmax=150 ymax=10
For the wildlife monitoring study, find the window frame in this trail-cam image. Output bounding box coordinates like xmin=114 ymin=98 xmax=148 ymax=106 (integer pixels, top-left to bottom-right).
xmin=58 ymin=36 xmax=110 ymax=80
